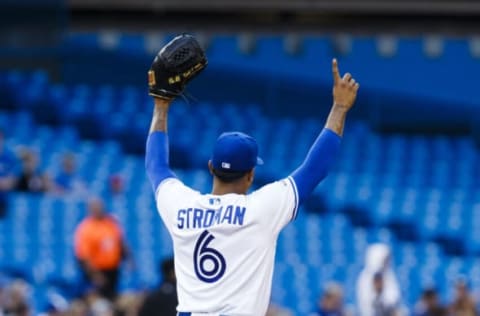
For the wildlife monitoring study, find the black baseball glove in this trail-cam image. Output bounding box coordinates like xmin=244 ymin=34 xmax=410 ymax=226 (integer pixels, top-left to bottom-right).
xmin=148 ymin=34 xmax=207 ymax=100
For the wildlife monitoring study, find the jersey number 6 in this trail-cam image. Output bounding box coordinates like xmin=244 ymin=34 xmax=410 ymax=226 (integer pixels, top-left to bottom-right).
xmin=193 ymin=230 xmax=226 ymax=283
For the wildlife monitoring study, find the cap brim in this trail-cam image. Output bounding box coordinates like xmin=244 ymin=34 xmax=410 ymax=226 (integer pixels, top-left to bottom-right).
xmin=256 ymin=157 xmax=264 ymax=166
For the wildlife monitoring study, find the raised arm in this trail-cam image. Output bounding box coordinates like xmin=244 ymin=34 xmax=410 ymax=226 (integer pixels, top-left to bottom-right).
xmin=145 ymin=98 xmax=176 ymax=191
xmin=291 ymin=59 xmax=359 ymax=204
xmin=145 ymin=34 xmax=207 ymax=192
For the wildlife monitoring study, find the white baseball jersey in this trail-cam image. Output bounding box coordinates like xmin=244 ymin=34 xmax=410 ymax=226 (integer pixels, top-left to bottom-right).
xmin=154 ymin=176 xmax=299 ymax=316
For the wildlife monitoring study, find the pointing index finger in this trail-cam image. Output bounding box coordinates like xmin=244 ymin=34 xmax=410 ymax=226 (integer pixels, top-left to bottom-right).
xmin=332 ymin=58 xmax=341 ymax=84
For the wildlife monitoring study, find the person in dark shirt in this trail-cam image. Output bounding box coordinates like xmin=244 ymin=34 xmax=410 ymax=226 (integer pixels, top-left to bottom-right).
xmin=15 ymin=148 xmax=50 ymax=193
xmin=449 ymin=278 xmax=478 ymax=316
xmin=139 ymin=258 xmax=177 ymax=316
xmin=312 ymin=282 xmax=348 ymax=316
xmin=55 ymin=152 xmax=80 ymax=193
xmin=414 ymin=287 xmax=447 ymax=316
xmin=3 ymin=279 xmax=30 ymax=316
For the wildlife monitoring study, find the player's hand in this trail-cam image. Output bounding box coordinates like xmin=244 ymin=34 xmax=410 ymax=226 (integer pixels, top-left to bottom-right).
xmin=332 ymin=58 xmax=359 ymax=111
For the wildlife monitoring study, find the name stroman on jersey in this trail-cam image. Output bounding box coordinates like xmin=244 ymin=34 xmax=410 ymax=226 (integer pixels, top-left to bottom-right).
xmin=176 ymin=203 xmax=246 ymax=229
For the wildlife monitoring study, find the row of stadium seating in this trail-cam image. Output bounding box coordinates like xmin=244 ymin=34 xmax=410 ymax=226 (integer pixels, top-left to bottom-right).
xmin=62 ymin=33 xmax=480 ymax=113
xmin=1 ymin=71 xmax=479 ymax=253
xmin=2 ymin=189 xmax=479 ymax=313
xmin=2 ymin=70 xmax=479 ymax=168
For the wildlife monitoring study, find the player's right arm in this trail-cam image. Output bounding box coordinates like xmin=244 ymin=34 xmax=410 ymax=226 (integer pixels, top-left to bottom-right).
xmin=290 ymin=59 xmax=359 ymax=205
xmin=145 ymin=35 xmax=206 ymax=194
xmin=145 ymin=98 xmax=176 ymax=192
xmin=145 ymin=97 xmax=200 ymax=227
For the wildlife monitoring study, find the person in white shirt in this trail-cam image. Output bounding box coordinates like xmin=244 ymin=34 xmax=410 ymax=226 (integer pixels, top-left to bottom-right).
xmin=356 ymin=243 xmax=401 ymax=316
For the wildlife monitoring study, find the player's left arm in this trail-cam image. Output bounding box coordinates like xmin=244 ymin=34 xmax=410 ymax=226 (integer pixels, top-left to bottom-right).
xmin=145 ymin=98 xmax=176 ymax=192
xmin=290 ymin=59 xmax=359 ymax=204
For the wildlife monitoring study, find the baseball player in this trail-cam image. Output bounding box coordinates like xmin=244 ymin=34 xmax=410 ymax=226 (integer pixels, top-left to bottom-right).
xmin=145 ymin=35 xmax=359 ymax=316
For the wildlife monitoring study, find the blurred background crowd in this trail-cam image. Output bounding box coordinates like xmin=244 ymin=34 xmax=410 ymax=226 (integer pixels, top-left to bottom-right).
xmin=1 ymin=0 xmax=480 ymax=315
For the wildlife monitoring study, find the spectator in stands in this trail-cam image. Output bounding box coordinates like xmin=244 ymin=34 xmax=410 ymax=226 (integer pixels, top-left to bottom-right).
xmin=3 ymin=279 xmax=30 ymax=316
xmin=114 ymin=293 xmax=143 ymax=316
xmin=449 ymin=278 xmax=478 ymax=316
xmin=0 ymin=276 xmax=6 ymax=314
xmin=54 ymin=152 xmax=85 ymax=195
xmin=74 ymin=197 xmax=132 ymax=301
xmin=85 ymin=289 xmax=114 ymax=316
xmin=65 ymin=299 xmax=88 ymax=316
xmin=311 ymin=282 xmax=348 ymax=316
xmin=15 ymin=148 xmax=51 ymax=193
xmin=356 ymin=243 xmax=401 ymax=316
xmin=372 ymin=272 xmax=401 ymax=316
xmin=266 ymin=303 xmax=293 ymax=316
xmin=138 ymin=257 xmax=177 ymax=316
xmin=0 ymin=130 xmax=17 ymax=218
xmin=108 ymin=174 xmax=124 ymax=197
xmin=414 ymin=287 xmax=447 ymax=316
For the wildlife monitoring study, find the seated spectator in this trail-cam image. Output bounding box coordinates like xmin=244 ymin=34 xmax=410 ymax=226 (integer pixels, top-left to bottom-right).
xmin=114 ymin=293 xmax=143 ymax=316
xmin=0 ymin=130 xmax=17 ymax=218
xmin=414 ymin=287 xmax=447 ymax=316
xmin=3 ymin=279 xmax=30 ymax=316
xmin=311 ymin=282 xmax=348 ymax=316
xmin=109 ymin=174 xmax=124 ymax=197
xmin=85 ymin=289 xmax=114 ymax=316
xmin=267 ymin=303 xmax=293 ymax=316
xmin=449 ymin=278 xmax=478 ymax=316
xmin=138 ymin=258 xmax=177 ymax=316
xmin=15 ymin=148 xmax=51 ymax=193
xmin=54 ymin=152 xmax=85 ymax=195
xmin=0 ymin=275 xmax=7 ymax=314
xmin=65 ymin=299 xmax=88 ymax=316
xmin=371 ymin=272 xmax=401 ymax=316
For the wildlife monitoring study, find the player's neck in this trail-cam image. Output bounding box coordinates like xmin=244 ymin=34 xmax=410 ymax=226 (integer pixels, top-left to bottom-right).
xmin=211 ymin=180 xmax=248 ymax=195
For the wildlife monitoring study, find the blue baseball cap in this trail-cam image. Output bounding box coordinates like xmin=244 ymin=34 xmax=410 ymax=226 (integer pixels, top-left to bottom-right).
xmin=211 ymin=131 xmax=263 ymax=173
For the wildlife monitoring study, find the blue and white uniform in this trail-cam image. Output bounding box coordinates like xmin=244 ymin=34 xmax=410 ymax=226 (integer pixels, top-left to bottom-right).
xmin=146 ymin=128 xmax=341 ymax=316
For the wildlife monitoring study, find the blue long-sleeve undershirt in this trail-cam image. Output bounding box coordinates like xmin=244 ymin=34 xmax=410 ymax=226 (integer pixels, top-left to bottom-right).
xmin=291 ymin=128 xmax=341 ymax=204
xmin=145 ymin=128 xmax=341 ymax=203
xmin=145 ymin=131 xmax=175 ymax=191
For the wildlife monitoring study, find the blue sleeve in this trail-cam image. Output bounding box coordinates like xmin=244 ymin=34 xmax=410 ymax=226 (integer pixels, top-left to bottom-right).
xmin=291 ymin=128 xmax=341 ymax=204
xmin=145 ymin=131 xmax=176 ymax=192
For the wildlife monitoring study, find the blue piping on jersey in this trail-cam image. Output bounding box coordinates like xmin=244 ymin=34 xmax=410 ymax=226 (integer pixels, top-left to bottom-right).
xmin=145 ymin=131 xmax=176 ymax=191
xmin=287 ymin=176 xmax=299 ymax=221
xmin=291 ymin=128 xmax=341 ymax=205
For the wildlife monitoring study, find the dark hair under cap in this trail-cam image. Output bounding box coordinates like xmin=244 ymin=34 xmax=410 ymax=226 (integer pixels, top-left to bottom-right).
xmin=212 ymin=168 xmax=249 ymax=183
